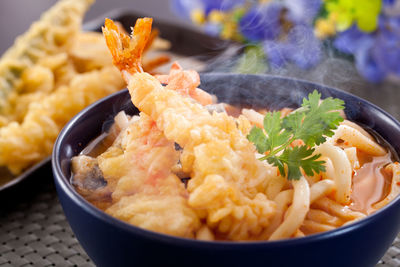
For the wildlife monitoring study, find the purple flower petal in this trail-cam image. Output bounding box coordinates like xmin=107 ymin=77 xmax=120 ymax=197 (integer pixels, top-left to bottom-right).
xmin=284 ymin=0 xmax=322 ymax=24
xmin=171 ymin=0 xmax=244 ymax=18
xmin=171 ymin=0 xmax=202 ymax=19
xmin=333 ymin=26 xmax=374 ymax=54
xmin=379 ymin=16 xmax=400 ymax=37
xmin=286 ymin=24 xmax=322 ymax=69
xmin=203 ymin=22 xmax=222 ymax=36
xmin=383 ymin=0 xmax=395 ymax=7
xmin=202 ymin=0 xmax=245 ymax=15
xmin=382 ymin=0 xmax=400 ymax=16
xmin=239 ymin=3 xmax=283 ymax=42
xmin=263 ymin=41 xmax=289 ymax=68
xmin=355 ymin=39 xmax=386 ymax=82
xmin=372 ymin=18 xmax=400 ymax=76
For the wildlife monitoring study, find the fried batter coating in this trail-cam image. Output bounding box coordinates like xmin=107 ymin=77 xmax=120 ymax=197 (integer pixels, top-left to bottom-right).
xmin=103 ymin=18 xmax=277 ymax=240
xmin=0 ymin=0 xmax=94 ymax=110
xmin=94 ymin=113 xmax=201 ymax=237
xmin=0 ymin=66 xmax=124 ymax=174
xmin=0 ymin=1 xmax=172 ymax=176
xmin=155 ymin=62 xmax=213 ymax=106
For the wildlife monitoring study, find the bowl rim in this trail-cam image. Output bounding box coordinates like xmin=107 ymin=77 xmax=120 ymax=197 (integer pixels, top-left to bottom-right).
xmin=52 ymin=73 xmax=400 ymax=248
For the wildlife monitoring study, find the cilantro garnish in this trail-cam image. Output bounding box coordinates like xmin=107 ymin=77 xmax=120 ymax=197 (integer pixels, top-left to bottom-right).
xmin=247 ymin=90 xmax=344 ymax=180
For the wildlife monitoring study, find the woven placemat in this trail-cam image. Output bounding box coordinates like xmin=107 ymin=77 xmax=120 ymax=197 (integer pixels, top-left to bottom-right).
xmin=0 ymin=168 xmax=399 ymax=267
xmin=0 ymin=173 xmax=93 ymax=267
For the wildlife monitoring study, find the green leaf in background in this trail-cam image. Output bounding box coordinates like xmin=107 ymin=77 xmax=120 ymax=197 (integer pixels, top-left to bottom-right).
xmin=235 ymin=45 xmax=268 ymax=74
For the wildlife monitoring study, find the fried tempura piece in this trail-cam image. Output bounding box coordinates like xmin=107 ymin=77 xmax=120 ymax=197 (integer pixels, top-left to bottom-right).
xmin=95 ymin=113 xmax=201 ymax=237
xmin=0 ymin=2 xmax=174 ymax=177
xmin=0 ymin=0 xmax=125 ymax=175
xmin=0 ymin=0 xmax=94 ymax=110
xmin=155 ymin=62 xmax=212 ymax=106
xmin=70 ymin=32 xmax=114 ymax=72
xmin=103 ymin=18 xmax=276 ymax=240
xmin=0 ymin=66 xmax=124 ymax=174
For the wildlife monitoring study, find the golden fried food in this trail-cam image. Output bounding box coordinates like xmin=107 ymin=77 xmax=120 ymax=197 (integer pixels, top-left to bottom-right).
xmin=0 ymin=1 xmax=171 ymax=176
xmin=0 ymin=0 xmax=94 ymax=112
xmin=0 ymin=0 xmax=126 ymax=175
xmin=101 ymin=113 xmax=200 ymax=237
xmin=102 ymin=18 xmax=277 ymax=240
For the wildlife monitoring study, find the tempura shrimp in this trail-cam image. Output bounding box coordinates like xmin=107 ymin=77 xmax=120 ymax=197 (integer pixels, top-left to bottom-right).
xmin=103 ymin=18 xmax=277 ymax=240
xmin=73 ymin=112 xmax=201 ymax=237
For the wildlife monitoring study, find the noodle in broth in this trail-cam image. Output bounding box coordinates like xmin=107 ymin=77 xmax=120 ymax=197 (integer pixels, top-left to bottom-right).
xmin=71 ymin=105 xmax=399 ymax=241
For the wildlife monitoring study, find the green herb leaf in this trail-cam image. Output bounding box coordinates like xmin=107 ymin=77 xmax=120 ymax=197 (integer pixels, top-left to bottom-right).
xmin=267 ymin=156 xmax=286 ymax=177
xmin=283 ymin=90 xmax=345 ymax=147
xmin=247 ymin=127 xmax=269 ymax=154
xmin=247 ymin=90 xmax=344 ymax=180
xmin=279 ymin=146 xmax=326 ymax=180
xmin=263 ymin=112 xmax=291 ymax=153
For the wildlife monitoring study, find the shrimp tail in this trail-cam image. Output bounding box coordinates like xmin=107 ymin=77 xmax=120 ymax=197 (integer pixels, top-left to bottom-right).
xmin=102 ymin=18 xmax=153 ymax=80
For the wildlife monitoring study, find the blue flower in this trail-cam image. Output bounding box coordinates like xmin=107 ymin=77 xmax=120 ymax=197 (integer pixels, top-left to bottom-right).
xmin=204 ymin=22 xmax=222 ymax=36
xmin=371 ymin=16 xmax=400 ymax=76
xmin=171 ymin=0 xmax=400 ymax=82
xmin=334 ymin=15 xmax=400 ymax=82
xmin=355 ymin=39 xmax=386 ymax=83
xmin=382 ymin=0 xmax=400 ymax=17
xmin=334 ymin=25 xmax=382 ymax=82
xmin=284 ymin=0 xmax=322 ymax=24
xmin=287 ymin=24 xmax=322 ymax=69
xmin=239 ymin=3 xmax=283 ymax=42
xmin=383 ymin=0 xmax=396 ymax=6
xmin=201 ymin=0 xmax=245 ymax=15
xmin=171 ymin=0 xmax=244 ymax=19
xmin=334 ymin=26 xmax=386 ymax=82
xmin=263 ymin=24 xmax=322 ymax=69
xmin=171 ymin=0 xmax=203 ymax=20
xmin=333 ymin=26 xmax=374 ymax=55
xmin=263 ymin=41 xmax=288 ymax=68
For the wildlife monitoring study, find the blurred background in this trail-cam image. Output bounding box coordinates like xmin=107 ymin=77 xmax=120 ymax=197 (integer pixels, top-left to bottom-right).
xmin=0 ymin=0 xmax=185 ymax=55
xmin=1 ymin=0 xmax=400 ymax=118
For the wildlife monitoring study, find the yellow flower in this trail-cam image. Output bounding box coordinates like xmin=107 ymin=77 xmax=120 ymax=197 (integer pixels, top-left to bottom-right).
xmin=190 ymin=8 xmax=205 ymax=25
xmin=314 ymin=14 xmax=337 ymax=39
xmin=221 ymin=21 xmax=237 ymax=40
xmin=209 ymin=10 xmax=225 ymax=24
xmin=220 ymin=21 xmax=244 ymax=42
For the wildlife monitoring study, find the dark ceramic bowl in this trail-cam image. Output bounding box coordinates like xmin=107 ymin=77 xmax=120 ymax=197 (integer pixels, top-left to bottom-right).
xmin=52 ymin=73 xmax=400 ymax=267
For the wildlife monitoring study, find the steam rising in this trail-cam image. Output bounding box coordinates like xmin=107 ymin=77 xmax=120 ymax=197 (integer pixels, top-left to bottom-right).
xmin=168 ymin=0 xmax=399 ymax=120
xmin=197 ymin=33 xmax=400 ymax=120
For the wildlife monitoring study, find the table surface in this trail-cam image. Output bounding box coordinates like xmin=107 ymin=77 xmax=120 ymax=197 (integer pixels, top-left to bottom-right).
xmin=1 ymin=1 xmax=400 ymax=266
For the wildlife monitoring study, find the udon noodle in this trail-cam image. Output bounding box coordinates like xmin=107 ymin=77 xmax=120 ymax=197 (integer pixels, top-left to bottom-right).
xmin=71 ymin=18 xmax=400 ymax=241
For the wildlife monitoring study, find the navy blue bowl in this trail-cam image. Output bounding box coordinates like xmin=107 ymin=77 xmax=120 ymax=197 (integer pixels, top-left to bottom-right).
xmin=52 ymin=73 xmax=400 ymax=267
